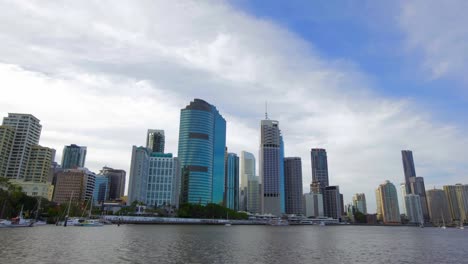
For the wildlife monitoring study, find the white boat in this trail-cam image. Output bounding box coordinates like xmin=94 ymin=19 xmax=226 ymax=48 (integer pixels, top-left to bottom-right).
xmin=440 ymin=210 xmax=446 ymax=229
xmin=224 ymin=223 xmax=232 ymax=226
xmin=0 ymin=206 xmax=34 ymax=228
xmin=73 ymin=194 xmax=103 ymax=227
xmin=319 ymin=221 xmax=326 ymax=226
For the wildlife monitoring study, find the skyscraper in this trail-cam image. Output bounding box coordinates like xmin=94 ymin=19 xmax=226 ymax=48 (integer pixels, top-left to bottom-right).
xmin=405 ymin=194 xmax=424 ymax=224
xmin=247 ymin=176 xmax=261 ymax=214
xmin=409 ymin=176 xmax=429 ymax=221
xmin=146 ymin=129 xmax=165 ymax=153
xmin=260 ymin=119 xmax=283 ymax=216
xmin=3 ymin=113 xmax=42 ymax=180
xmin=93 ymin=174 xmax=110 ymax=205
xmin=100 ymin=166 xmax=126 ymax=200
xmin=128 ymin=146 xmax=150 ymax=204
xmin=26 ymin=145 xmax=54 ymax=182
xmin=443 ymin=184 xmax=468 ymax=224
xmin=426 ymin=188 xmax=452 ymax=225
xmin=146 ymin=153 xmax=180 ymax=208
xmin=401 ymin=150 xmax=416 ymax=194
xmin=225 ymin=152 xmax=239 ymax=210
xmin=303 ymin=192 xmax=324 ymax=218
xmin=284 ymin=157 xmax=303 ymax=215
xmin=352 ymin=193 xmax=367 ymax=215
xmin=324 ymin=186 xmax=342 ymax=219
xmin=53 ymin=168 xmax=96 ymax=204
xmin=0 ymin=126 xmax=15 ymax=177
xmin=376 ymin=180 xmax=401 ymax=224
xmin=177 ymin=99 xmax=226 ymax=205
xmin=240 ymin=151 xmax=256 ymax=211
xmin=311 ymin=149 xmax=329 ymax=193
xmin=61 ymin=144 xmax=87 ymax=169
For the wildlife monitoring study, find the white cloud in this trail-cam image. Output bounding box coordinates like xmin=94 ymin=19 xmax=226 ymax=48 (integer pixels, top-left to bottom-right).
xmin=399 ymin=0 xmax=468 ymax=83
xmin=0 ymin=0 xmax=467 ymax=212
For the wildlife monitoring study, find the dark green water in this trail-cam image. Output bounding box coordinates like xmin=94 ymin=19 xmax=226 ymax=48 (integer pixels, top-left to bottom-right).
xmin=0 ymin=225 xmax=466 ymax=263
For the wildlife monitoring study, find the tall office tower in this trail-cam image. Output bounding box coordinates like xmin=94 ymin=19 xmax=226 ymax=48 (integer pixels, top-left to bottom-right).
xmin=128 ymin=146 xmax=150 ymax=204
xmin=311 ymin=149 xmax=329 ymax=193
xmin=146 ymin=153 xmax=180 ymax=208
xmin=3 ymin=113 xmax=42 ymax=180
xmin=405 ymin=194 xmax=424 ymax=224
xmin=61 ymin=144 xmax=87 ymax=169
xmin=401 ymin=150 xmax=416 ymax=194
xmin=0 ymin=126 xmax=14 ymax=177
xmin=260 ymin=118 xmax=283 ymax=216
xmin=455 ymin=184 xmax=468 ymax=224
xmin=426 ymin=188 xmax=453 ymax=225
xmin=352 ymin=193 xmax=367 ymax=215
xmin=284 ymin=157 xmax=303 ymax=215
xmin=375 ymin=180 xmax=401 ymax=224
xmin=247 ymin=176 xmax=261 ymax=214
xmin=444 ymin=184 xmax=468 ymax=224
xmin=240 ymin=151 xmax=256 ymax=211
xmin=225 ymin=153 xmax=239 ymax=210
xmin=53 ymin=168 xmax=96 ymax=204
xmin=324 ymin=186 xmax=342 ymax=219
xmin=400 ymin=183 xmax=407 ymax=215
xmin=409 ymin=176 xmax=429 ymax=221
xmin=178 ymin=99 xmax=226 ymax=205
xmin=25 ymin=145 xmax=54 ymax=182
xmin=303 ymin=192 xmax=324 ymax=218
xmin=100 ymin=166 xmax=126 ymax=200
xmin=93 ymin=174 xmax=110 ymax=205
xmin=146 ymin=129 xmax=165 ymax=153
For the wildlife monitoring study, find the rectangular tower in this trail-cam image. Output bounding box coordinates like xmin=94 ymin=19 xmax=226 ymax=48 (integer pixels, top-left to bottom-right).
xmin=401 ymin=150 xmax=416 ymax=194
xmin=260 ymin=119 xmax=282 ymax=216
xmin=225 ymin=152 xmax=239 ymax=210
xmin=146 ymin=129 xmax=165 ymax=153
xmin=3 ymin=113 xmax=42 ymax=180
xmin=100 ymin=166 xmax=126 ymax=200
xmin=284 ymin=157 xmax=303 ymax=215
xmin=26 ymin=145 xmax=54 ymax=182
xmin=61 ymin=144 xmax=87 ymax=169
xmin=240 ymin=151 xmax=256 ymax=211
xmin=0 ymin=126 xmax=15 ymax=177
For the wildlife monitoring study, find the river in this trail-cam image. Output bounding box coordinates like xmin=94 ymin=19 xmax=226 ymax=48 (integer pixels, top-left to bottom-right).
xmin=0 ymin=225 xmax=466 ymax=263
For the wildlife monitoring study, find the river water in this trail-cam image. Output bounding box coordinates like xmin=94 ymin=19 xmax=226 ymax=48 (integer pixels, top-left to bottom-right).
xmin=0 ymin=225 xmax=466 ymax=263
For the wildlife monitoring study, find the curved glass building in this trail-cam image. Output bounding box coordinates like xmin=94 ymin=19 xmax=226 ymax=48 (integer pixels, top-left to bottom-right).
xmin=178 ymin=99 xmax=226 ymax=205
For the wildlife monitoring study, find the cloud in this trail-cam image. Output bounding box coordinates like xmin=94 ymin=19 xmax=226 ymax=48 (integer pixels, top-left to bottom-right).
xmin=0 ymin=0 xmax=467 ymax=212
xmin=399 ymin=0 xmax=468 ymax=83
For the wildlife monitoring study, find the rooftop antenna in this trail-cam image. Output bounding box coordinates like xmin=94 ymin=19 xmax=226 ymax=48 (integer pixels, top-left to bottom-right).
xmin=265 ymin=101 xmax=268 ymax=120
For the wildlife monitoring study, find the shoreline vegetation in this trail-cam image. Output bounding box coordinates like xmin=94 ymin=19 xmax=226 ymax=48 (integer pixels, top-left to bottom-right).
xmin=1 ymin=178 xmax=464 ymax=228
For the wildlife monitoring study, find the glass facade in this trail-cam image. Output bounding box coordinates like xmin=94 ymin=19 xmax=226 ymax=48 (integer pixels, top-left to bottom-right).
xmin=260 ymin=119 xmax=283 ymax=216
xmin=178 ymin=99 xmax=226 ymax=205
xmin=225 ymin=153 xmax=239 ymax=210
xmin=93 ymin=175 xmax=109 ymax=205
xmin=146 ymin=154 xmax=178 ymax=207
xmin=62 ymin=144 xmax=87 ymax=169
xmin=402 ymin=150 xmax=416 ymax=194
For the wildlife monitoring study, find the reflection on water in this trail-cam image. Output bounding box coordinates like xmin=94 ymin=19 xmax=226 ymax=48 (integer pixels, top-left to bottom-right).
xmin=0 ymin=225 xmax=466 ymax=264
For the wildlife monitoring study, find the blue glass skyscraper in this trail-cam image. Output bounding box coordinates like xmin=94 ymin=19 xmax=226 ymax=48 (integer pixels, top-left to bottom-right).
xmin=178 ymin=99 xmax=226 ymax=205
xmin=225 ymin=152 xmax=239 ymax=210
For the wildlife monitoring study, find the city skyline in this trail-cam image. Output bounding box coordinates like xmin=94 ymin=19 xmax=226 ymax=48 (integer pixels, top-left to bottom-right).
xmin=1 ymin=1 xmax=468 ymax=213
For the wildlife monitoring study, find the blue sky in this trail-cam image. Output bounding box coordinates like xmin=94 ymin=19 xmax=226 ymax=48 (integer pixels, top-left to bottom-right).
xmin=232 ymin=0 xmax=468 ymax=123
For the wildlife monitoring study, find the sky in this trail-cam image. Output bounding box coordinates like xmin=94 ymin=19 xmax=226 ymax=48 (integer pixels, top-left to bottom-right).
xmin=1 ymin=0 xmax=467 ymax=213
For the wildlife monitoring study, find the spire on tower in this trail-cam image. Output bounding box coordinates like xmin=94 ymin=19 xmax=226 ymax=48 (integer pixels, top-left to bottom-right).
xmin=265 ymin=101 xmax=268 ymax=120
